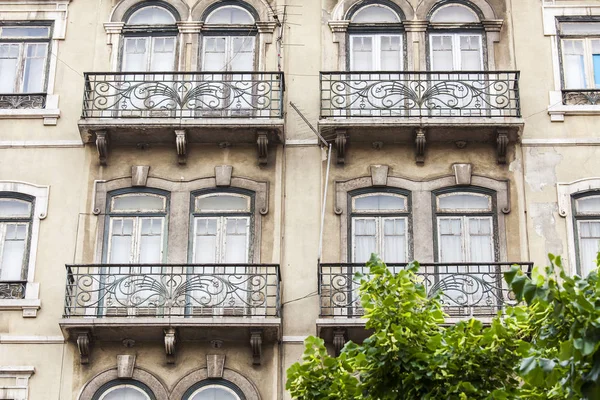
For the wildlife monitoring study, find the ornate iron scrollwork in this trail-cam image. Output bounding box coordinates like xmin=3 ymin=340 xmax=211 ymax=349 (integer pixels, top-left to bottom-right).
xmin=0 ymin=282 xmax=26 ymax=299
xmin=0 ymin=94 xmax=46 ymax=109
xmin=562 ymin=89 xmax=600 ymax=105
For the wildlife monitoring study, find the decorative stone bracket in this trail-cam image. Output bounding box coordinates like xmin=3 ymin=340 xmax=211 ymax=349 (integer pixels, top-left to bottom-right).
xmin=76 ymin=330 xmax=92 ymax=364
xmin=257 ymin=131 xmax=269 ymax=165
xmin=164 ymin=328 xmax=177 ymax=364
xmin=333 ymin=329 xmax=347 ymax=356
xmin=415 ymin=127 xmax=426 ymax=164
xmin=496 ymin=128 xmax=509 ymax=164
xmin=96 ymin=130 xmax=109 ymax=166
xmin=175 ymin=129 xmax=187 ymax=164
xmin=250 ymin=330 xmax=263 ymax=365
xmin=335 ymin=129 xmax=347 ymax=165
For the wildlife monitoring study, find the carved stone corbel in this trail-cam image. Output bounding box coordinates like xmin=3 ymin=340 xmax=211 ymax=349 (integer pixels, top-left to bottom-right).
xmin=76 ymin=331 xmax=92 ymax=364
xmin=207 ymin=354 xmax=226 ymax=378
xmin=496 ymin=129 xmax=509 ymax=164
xmin=335 ymin=130 xmax=347 ymax=165
xmin=333 ymin=329 xmax=347 ymax=356
xmin=164 ymin=328 xmax=177 ymax=364
xmin=257 ymin=131 xmax=269 ymax=165
xmin=415 ymin=128 xmax=426 ymax=164
xmin=96 ymin=130 xmax=109 ymax=166
xmin=175 ymin=129 xmax=187 ymax=164
xmin=250 ymin=330 xmax=263 ymax=365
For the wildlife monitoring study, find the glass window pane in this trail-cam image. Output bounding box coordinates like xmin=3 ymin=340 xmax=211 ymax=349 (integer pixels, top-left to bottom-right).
xmin=99 ymin=385 xmax=151 ymax=400
xmin=438 ymin=193 xmax=491 ymax=211
xmin=203 ymin=37 xmax=227 ymax=70
xmin=1 ymin=27 xmax=49 ymax=38
xmin=123 ymin=38 xmax=148 ymax=71
xmin=139 ymin=218 xmax=163 ymax=263
xmin=563 ymin=39 xmax=587 ymax=89
xmin=468 ymin=218 xmax=493 ymax=262
xmin=22 ymin=43 xmax=47 ymax=92
xmin=150 ymin=37 xmax=175 ymax=71
xmin=431 ymin=35 xmax=454 ymax=71
xmin=380 ymin=36 xmax=402 ymax=70
xmin=196 ymin=195 xmax=249 ymax=212
xmin=351 ymin=36 xmax=373 ymax=70
xmin=576 ymin=196 xmax=600 ymax=213
xmin=190 ymin=386 xmax=240 ymax=400
xmin=561 ymin=22 xmax=600 ymax=35
xmin=354 ymin=218 xmax=377 ymax=262
xmin=224 ymin=218 xmax=248 ymax=263
xmin=459 ymin=35 xmax=481 ymax=70
xmin=0 ymin=198 xmax=31 ymax=217
xmin=354 ymin=194 xmax=406 ymax=211
xmin=206 ymin=6 xmax=255 ymax=24
xmin=112 ymin=194 xmax=165 ymax=212
xmin=194 ymin=218 xmax=218 ymax=263
xmin=592 ymin=40 xmax=600 ymax=88
xmin=438 ymin=218 xmax=463 ymax=262
xmin=0 ymin=43 xmax=19 ymax=93
xmin=579 ymin=221 xmax=600 ymax=276
xmin=431 ymin=5 xmax=479 ymax=23
xmin=128 ymin=6 xmax=176 ymax=25
xmin=0 ymin=223 xmax=27 ymax=280
xmin=230 ymin=37 xmax=255 ymax=70
xmin=351 ymin=5 xmax=400 ymax=23
xmin=383 ymin=218 xmax=406 ymax=263
xmin=109 ymin=219 xmax=133 ymax=263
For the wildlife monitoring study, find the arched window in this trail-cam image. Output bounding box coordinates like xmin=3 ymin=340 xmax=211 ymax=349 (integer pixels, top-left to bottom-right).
xmin=201 ymin=5 xmax=257 ymax=72
xmin=350 ymin=191 xmax=410 ymax=263
xmin=93 ymin=381 xmax=155 ymax=400
xmin=434 ymin=191 xmax=495 ymax=262
xmin=0 ymin=194 xmax=33 ymax=299
xmin=183 ymin=381 xmax=245 ymax=400
xmin=573 ymin=193 xmax=600 ymax=276
xmin=121 ymin=4 xmax=178 ymax=72
xmin=347 ymin=3 xmax=404 ymax=71
xmin=428 ymin=3 xmax=484 ymax=71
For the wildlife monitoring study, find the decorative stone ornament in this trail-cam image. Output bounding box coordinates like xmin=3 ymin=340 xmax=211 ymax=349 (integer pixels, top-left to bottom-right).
xmin=257 ymin=131 xmax=269 ymax=165
xmin=76 ymin=330 xmax=92 ymax=364
xmin=415 ymin=128 xmax=426 ymax=164
xmin=95 ymin=130 xmax=109 ymax=166
xmin=117 ymin=355 xmax=136 ymax=378
xmin=215 ymin=165 xmax=233 ymax=187
xmin=333 ymin=329 xmax=347 ymax=356
xmin=207 ymin=354 xmax=226 ymax=378
xmin=496 ymin=128 xmax=509 ymax=164
xmin=335 ymin=130 xmax=347 ymax=165
xmin=250 ymin=330 xmax=263 ymax=365
xmin=175 ymin=129 xmax=187 ymax=164
xmin=370 ymin=165 xmax=389 ymax=187
xmin=131 ymin=166 xmax=150 ymax=187
xmin=164 ymin=328 xmax=177 ymax=364
xmin=452 ymin=164 xmax=473 ymax=186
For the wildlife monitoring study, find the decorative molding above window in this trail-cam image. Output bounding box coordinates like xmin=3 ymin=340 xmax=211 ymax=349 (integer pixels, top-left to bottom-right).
xmin=0 ymin=366 xmax=35 ymax=400
xmin=0 ymin=0 xmax=70 ymax=125
xmin=0 ymin=181 xmax=49 ymax=317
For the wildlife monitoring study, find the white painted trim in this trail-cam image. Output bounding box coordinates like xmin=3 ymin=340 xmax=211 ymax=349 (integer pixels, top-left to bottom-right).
xmin=0 ymin=108 xmax=60 ymax=125
xmin=0 ymin=181 xmax=50 ymax=318
xmin=0 ymin=366 xmax=35 ymax=374
xmin=282 ymin=336 xmax=309 ymax=343
xmin=556 ymin=177 xmax=600 ymax=275
xmin=0 ymin=335 xmax=64 ymax=344
xmin=0 ymin=365 xmax=35 ymax=400
xmin=521 ymin=138 xmax=600 ymax=146
xmin=0 ymin=140 xmax=83 ymax=148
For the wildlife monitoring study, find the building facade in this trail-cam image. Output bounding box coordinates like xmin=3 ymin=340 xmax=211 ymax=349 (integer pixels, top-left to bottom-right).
xmin=0 ymin=0 xmax=598 ymax=399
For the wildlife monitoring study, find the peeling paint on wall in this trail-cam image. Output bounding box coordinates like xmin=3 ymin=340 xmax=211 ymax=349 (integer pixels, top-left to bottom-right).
xmin=530 ymin=202 xmax=563 ymax=257
xmin=525 ymin=148 xmax=562 ymax=192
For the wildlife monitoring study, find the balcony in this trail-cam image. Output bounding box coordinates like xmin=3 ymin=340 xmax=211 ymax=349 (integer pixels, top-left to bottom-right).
xmin=78 ymin=72 xmax=285 ymax=165
xmin=317 ymin=262 xmax=532 ymax=352
xmin=59 ymin=264 xmax=281 ymax=364
xmin=319 ymin=71 xmax=523 ymax=164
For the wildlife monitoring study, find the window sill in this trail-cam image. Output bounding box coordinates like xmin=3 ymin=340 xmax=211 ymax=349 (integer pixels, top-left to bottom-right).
xmin=0 ymin=299 xmax=41 ymax=318
xmin=548 ymin=90 xmax=600 ymax=122
xmin=0 ymin=109 xmax=60 ymax=126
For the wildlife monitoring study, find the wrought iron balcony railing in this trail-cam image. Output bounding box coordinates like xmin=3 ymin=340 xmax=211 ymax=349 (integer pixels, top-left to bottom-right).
xmin=0 ymin=281 xmax=26 ymax=299
xmin=319 ymin=262 xmax=532 ymax=318
xmin=81 ymin=72 xmax=284 ymax=119
xmin=63 ymin=264 xmax=281 ymax=318
xmin=320 ymin=71 xmax=521 ymax=118
xmin=562 ymin=89 xmax=600 ymax=105
xmin=0 ymin=93 xmax=46 ymax=109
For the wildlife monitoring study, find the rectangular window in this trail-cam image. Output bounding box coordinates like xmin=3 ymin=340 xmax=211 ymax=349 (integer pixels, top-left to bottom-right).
xmin=352 ymin=216 xmax=407 ymax=263
xmin=122 ymin=36 xmax=176 ymax=72
xmin=202 ymin=36 xmax=255 ymax=71
xmin=193 ymin=216 xmax=250 ymax=263
xmin=0 ymin=223 xmax=28 ymax=280
xmin=430 ymin=33 xmax=482 ymax=71
xmin=0 ymin=25 xmax=50 ymax=93
xmin=350 ymin=34 xmax=402 ymax=71
xmin=559 ymin=21 xmax=600 ymax=89
xmin=577 ymin=220 xmax=600 ymax=276
xmin=437 ymin=216 xmax=494 ymax=262
xmin=107 ymin=217 xmax=165 ymax=264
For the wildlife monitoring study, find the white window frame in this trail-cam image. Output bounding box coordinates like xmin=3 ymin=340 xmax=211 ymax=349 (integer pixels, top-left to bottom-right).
xmin=0 ymin=181 xmax=49 ymax=318
xmin=0 ymin=1 xmax=68 ymax=125
xmin=201 ymin=35 xmax=256 ymax=72
xmin=121 ymin=35 xmax=177 ymax=72
xmin=349 ymin=33 xmax=404 ymax=71
xmin=0 ymin=366 xmax=35 ymax=400
xmin=429 ymin=33 xmax=483 ymax=71
xmin=560 ymin=37 xmax=600 ymax=89
xmin=436 ymin=215 xmax=495 ymax=262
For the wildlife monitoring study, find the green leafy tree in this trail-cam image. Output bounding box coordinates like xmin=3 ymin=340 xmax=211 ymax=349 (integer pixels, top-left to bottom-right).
xmin=286 ymin=254 xmax=600 ymax=399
